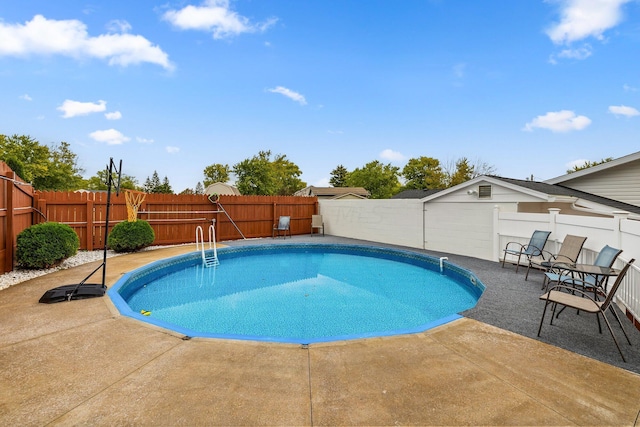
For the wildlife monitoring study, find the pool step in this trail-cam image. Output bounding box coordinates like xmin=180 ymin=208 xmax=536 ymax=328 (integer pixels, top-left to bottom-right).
xmin=203 ymin=254 xmax=219 ymax=267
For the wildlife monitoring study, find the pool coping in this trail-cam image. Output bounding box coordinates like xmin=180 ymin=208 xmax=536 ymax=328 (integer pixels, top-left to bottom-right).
xmin=108 ymin=243 xmax=485 ymax=344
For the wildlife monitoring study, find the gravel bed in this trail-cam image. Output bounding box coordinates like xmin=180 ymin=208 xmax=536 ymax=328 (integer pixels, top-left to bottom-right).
xmin=0 ymin=245 xmax=174 ymax=292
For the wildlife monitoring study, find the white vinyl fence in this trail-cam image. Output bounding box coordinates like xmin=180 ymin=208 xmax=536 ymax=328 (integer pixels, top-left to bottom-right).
xmin=496 ymin=209 xmax=640 ymax=326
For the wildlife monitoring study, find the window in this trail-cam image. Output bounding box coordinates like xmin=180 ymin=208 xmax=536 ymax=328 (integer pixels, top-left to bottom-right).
xmin=478 ymin=185 xmax=492 ymax=198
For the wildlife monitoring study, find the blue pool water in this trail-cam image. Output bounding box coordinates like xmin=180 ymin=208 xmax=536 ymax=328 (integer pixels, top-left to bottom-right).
xmin=109 ymin=244 xmax=485 ymax=344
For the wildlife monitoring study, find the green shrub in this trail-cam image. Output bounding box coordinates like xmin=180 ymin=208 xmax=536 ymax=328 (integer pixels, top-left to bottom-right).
xmin=17 ymin=222 xmax=80 ymax=269
xmin=107 ymin=220 xmax=155 ymax=253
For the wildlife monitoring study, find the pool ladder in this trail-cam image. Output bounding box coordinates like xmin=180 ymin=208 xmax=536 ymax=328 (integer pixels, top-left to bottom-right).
xmin=196 ymin=223 xmax=219 ymax=267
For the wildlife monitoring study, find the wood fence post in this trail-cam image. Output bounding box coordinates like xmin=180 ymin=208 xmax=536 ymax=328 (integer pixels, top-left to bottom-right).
xmin=38 ymin=198 xmax=47 ymax=224
xmin=5 ymin=172 xmax=14 ymax=272
xmin=86 ymin=198 xmax=94 ymax=251
xmin=273 ymin=201 xmax=277 ymax=225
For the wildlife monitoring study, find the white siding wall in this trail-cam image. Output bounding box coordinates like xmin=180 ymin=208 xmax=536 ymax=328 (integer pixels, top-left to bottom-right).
xmin=318 ymin=199 xmax=423 ymax=248
xmin=424 ymin=203 xmax=494 ymax=259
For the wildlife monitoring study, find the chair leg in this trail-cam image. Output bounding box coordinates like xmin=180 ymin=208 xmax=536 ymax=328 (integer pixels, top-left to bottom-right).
xmin=600 ymin=310 xmax=627 ymax=362
xmin=541 ymin=273 xmax=549 ymax=290
xmin=515 ymin=254 xmax=522 ymax=273
xmin=550 ymin=302 xmax=559 ymax=325
xmin=608 ymin=306 xmax=632 ymax=345
xmin=537 ymin=300 xmax=551 ymax=336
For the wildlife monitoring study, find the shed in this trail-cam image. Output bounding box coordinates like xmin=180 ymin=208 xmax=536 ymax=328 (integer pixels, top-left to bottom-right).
xmin=204 ymin=182 xmax=241 ymax=196
xmin=419 ymin=175 xmax=640 ymax=259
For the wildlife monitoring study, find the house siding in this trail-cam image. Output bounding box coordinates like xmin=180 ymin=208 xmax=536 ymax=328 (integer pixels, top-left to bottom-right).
xmin=557 ymin=160 xmax=640 ymax=207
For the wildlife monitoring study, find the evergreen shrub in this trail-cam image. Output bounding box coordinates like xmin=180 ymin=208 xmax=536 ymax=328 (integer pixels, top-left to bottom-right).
xmin=17 ymin=222 xmax=80 ymax=269
xmin=107 ymin=220 xmax=155 ymax=253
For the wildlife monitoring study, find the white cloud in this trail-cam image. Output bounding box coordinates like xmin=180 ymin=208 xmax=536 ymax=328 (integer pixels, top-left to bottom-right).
xmin=107 ymin=20 xmax=132 ymax=34
xmin=523 ymin=110 xmax=591 ymax=132
xmin=163 ymin=0 xmax=277 ymax=39
xmin=546 ymin=0 xmax=631 ymax=44
xmin=557 ymin=45 xmax=592 ymax=60
xmin=609 ymin=105 xmax=640 ymax=117
xmin=379 ymin=149 xmax=406 ymax=163
xmin=89 ymin=129 xmax=130 ymax=145
xmin=137 ymin=137 xmax=154 ymax=144
xmin=166 ymin=146 xmax=180 ymax=154
xmin=268 ymin=86 xmax=307 ymax=105
xmin=623 ymin=84 xmax=638 ymax=92
xmin=19 ymin=94 xmax=32 ymax=101
xmin=0 ymin=15 xmax=173 ymax=70
xmin=105 ymin=111 xmax=122 ymax=120
xmin=58 ymin=99 xmax=106 ymax=118
xmin=453 ymin=63 xmax=466 ymax=79
xmin=548 ymin=44 xmax=593 ymax=64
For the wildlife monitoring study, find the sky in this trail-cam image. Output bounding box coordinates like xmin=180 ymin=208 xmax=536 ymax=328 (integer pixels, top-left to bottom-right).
xmin=1 ymin=0 xmax=639 ymax=192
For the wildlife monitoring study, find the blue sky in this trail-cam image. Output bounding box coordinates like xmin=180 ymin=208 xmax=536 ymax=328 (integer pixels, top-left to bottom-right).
xmin=1 ymin=0 xmax=639 ymax=192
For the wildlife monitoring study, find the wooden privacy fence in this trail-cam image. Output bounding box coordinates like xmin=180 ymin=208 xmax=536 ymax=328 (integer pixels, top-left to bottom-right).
xmin=34 ymin=192 xmax=319 ymax=251
xmin=0 ymin=163 xmax=36 ymax=273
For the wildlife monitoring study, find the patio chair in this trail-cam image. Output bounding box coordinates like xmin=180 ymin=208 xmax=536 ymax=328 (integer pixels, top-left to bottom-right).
xmin=501 ymin=230 xmax=551 ymax=273
xmin=311 ymin=214 xmax=324 ymax=236
xmin=544 ymin=245 xmax=622 ymax=291
xmin=538 ymin=258 xmax=635 ymax=362
xmin=525 ymin=234 xmax=587 ymax=282
xmin=272 ymin=216 xmax=291 ymax=238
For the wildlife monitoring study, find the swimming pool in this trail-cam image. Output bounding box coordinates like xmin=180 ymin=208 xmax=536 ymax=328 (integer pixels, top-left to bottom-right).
xmin=109 ymin=244 xmax=485 ymax=344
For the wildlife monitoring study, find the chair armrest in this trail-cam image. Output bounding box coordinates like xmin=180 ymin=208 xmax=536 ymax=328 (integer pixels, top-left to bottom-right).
xmin=553 ymin=254 xmax=575 ymax=264
xmin=544 ymin=284 xmax=600 ymax=303
xmin=504 ymin=242 xmax=525 ymax=252
xmin=560 ymin=275 xmax=603 ymax=292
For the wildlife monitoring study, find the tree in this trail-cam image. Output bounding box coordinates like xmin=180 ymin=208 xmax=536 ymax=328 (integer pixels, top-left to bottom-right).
xmin=329 ymin=165 xmax=349 ymax=187
xmin=158 ymin=176 xmax=173 ymax=194
xmin=233 ymin=150 xmax=306 ymax=196
xmin=567 ymin=158 xmax=613 ymax=174
xmin=446 ymin=157 xmax=474 ymax=187
xmin=0 ymin=135 xmax=87 ymax=190
xmin=83 ymin=170 xmax=139 ymax=191
xmin=401 ymin=156 xmax=446 ymax=190
xmin=195 ymin=182 xmax=204 ymax=195
xmin=33 ymin=142 xmax=84 ymax=190
xmin=143 ymin=171 xmax=162 ymax=193
xmin=442 ymin=156 xmax=496 ymax=187
xmin=233 ymin=151 xmax=275 ymax=195
xmin=347 ymin=160 xmax=400 ymax=199
xmin=143 ymin=171 xmax=173 ymax=194
xmin=203 ymin=163 xmax=231 ymax=187
xmin=271 ymin=153 xmax=305 ymax=196
xmin=0 ymin=134 xmax=49 ymax=184
xmin=469 ymin=158 xmax=496 ymax=178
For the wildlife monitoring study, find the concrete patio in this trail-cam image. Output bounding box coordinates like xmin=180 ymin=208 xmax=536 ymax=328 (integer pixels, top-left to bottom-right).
xmin=1 ymin=237 xmax=640 ymax=426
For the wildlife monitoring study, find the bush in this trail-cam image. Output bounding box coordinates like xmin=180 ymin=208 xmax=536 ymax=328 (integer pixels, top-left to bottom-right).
xmin=107 ymin=220 xmax=155 ymax=253
xmin=17 ymin=222 xmax=80 ymax=269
